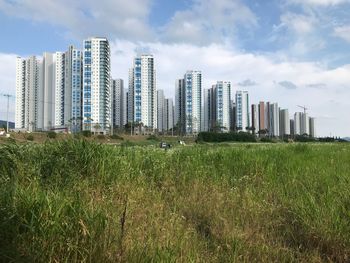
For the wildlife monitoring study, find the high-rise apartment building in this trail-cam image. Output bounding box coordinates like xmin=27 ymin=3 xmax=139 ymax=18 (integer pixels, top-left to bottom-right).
xmin=215 ymin=81 xmax=231 ymax=132
xmin=184 ymin=71 xmax=202 ymax=134
xmin=175 ymin=79 xmax=186 ymax=134
xmin=251 ymin=104 xmax=259 ymax=134
xmin=258 ymin=101 xmax=266 ymax=133
xmin=83 ymin=37 xmax=111 ymax=134
xmin=165 ymin=98 xmax=174 ymax=131
xmin=309 ymin=117 xmax=316 ymax=137
xmin=157 ymin=89 xmax=166 ymax=132
xmin=15 ymin=56 xmax=41 ymax=132
xmin=269 ymin=103 xmax=279 ymax=137
xmin=128 ymin=55 xmax=157 ymax=129
xmin=111 ymin=79 xmax=124 ymax=130
xmin=294 ymin=112 xmax=310 ymax=136
xmin=279 ymin=109 xmax=290 ymax=137
xmin=235 ymin=91 xmax=249 ymax=132
xmin=68 ymin=46 xmax=83 ymax=132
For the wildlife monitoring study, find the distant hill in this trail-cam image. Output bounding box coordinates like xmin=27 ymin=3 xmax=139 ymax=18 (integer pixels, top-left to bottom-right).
xmin=342 ymin=137 xmax=350 ymax=142
xmin=0 ymin=120 xmax=15 ymax=129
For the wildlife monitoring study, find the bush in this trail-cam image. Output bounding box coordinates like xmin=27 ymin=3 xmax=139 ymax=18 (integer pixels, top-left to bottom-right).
xmin=147 ymin=135 xmax=159 ymax=141
xmin=96 ymin=134 xmax=105 ymax=140
xmin=197 ymin=132 xmax=256 ymax=143
xmin=260 ymin=137 xmax=276 ymax=143
xmin=81 ymin=130 xmax=92 ymax=137
xmin=26 ymin=135 xmax=34 ymax=141
xmin=47 ymin=131 xmax=57 ymax=139
xmin=110 ymin=134 xmax=124 ymax=140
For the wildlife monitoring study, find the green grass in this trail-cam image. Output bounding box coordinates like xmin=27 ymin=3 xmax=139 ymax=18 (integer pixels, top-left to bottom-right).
xmin=1 ymin=140 xmax=350 ymax=262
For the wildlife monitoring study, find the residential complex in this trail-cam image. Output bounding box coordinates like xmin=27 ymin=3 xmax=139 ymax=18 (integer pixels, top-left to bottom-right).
xmin=14 ymin=37 xmax=316 ymax=137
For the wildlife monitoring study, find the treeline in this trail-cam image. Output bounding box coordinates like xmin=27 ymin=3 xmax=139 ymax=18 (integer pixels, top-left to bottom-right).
xmin=197 ymin=132 xmax=349 ymax=143
xmin=197 ymin=132 xmax=257 ymax=142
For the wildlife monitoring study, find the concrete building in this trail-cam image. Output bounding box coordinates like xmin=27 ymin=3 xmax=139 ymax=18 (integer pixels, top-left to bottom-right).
xmin=165 ymin=98 xmax=174 ymax=132
xmin=215 ymin=81 xmax=231 ymax=132
xmin=157 ymin=89 xmax=166 ymax=132
xmin=15 ymin=56 xmax=41 ymax=132
xmin=294 ymin=112 xmax=310 ymax=136
xmin=83 ymin=37 xmax=111 ymax=134
xmin=175 ymin=79 xmax=186 ymax=135
xmin=279 ymin=109 xmax=290 ymax=137
xmin=128 ymin=55 xmax=157 ymax=130
xmin=251 ymin=104 xmax=259 ymax=134
xmin=185 ymin=71 xmax=202 ymax=134
xmin=290 ymin=119 xmax=295 ymax=137
xmin=309 ymin=117 xmax=316 ymax=137
xmin=269 ymin=103 xmax=279 ymax=137
xmin=111 ymin=79 xmax=124 ymax=130
xmin=258 ymin=101 xmax=266 ymax=134
xmin=235 ymin=91 xmax=249 ymax=132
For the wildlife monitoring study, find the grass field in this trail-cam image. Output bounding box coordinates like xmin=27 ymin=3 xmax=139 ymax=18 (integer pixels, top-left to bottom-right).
xmin=1 ymin=140 xmax=350 ymax=262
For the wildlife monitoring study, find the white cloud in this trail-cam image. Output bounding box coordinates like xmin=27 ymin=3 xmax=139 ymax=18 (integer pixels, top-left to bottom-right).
xmin=289 ymin=0 xmax=350 ymax=6
xmin=160 ymin=0 xmax=257 ymax=45
xmin=334 ymin=25 xmax=350 ymax=42
xmin=0 ymin=53 xmax=17 ymax=122
xmin=280 ymin=13 xmax=316 ymax=34
xmin=0 ymin=0 xmax=154 ymax=41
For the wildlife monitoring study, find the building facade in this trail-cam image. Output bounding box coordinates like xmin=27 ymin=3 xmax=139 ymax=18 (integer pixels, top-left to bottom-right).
xmin=83 ymin=37 xmax=111 ymax=134
xmin=184 ymin=71 xmax=202 ymax=134
xmin=129 ymin=55 xmax=157 ymax=130
xmin=235 ymin=91 xmax=249 ymax=132
xmin=111 ymin=79 xmax=124 ymax=130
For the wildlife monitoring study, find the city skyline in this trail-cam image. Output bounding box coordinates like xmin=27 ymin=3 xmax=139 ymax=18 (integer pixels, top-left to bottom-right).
xmin=1 ymin=0 xmax=350 ymax=136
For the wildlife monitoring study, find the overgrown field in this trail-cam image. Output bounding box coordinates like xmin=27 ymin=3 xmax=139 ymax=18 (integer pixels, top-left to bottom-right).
xmin=1 ymin=140 xmax=350 ymax=262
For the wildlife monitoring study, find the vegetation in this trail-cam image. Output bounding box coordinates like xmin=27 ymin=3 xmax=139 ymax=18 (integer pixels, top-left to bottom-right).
xmin=81 ymin=130 xmax=92 ymax=138
xmin=47 ymin=131 xmax=57 ymax=139
xmin=25 ymin=134 xmax=34 ymax=141
xmin=197 ymin=131 xmax=257 ymax=143
xmin=110 ymin=134 xmax=124 ymax=140
xmin=1 ymin=140 xmax=350 ymax=262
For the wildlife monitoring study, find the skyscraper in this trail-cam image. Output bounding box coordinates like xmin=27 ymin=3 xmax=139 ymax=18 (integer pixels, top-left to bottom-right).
xmin=269 ymin=103 xmax=279 ymax=137
xmin=258 ymin=101 xmax=266 ymax=134
xmin=215 ymin=81 xmax=231 ymax=132
xmin=309 ymin=117 xmax=316 ymax=137
xmin=68 ymin=46 xmax=83 ymax=133
xmin=279 ymin=109 xmax=290 ymax=137
xmin=184 ymin=71 xmax=202 ymax=134
xmin=83 ymin=37 xmax=111 ymax=134
xmin=129 ymin=55 xmax=157 ymax=129
xmin=111 ymin=79 xmax=124 ymax=130
xmin=251 ymin=104 xmax=259 ymax=134
xmin=165 ymin=98 xmax=174 ymax=132
xmin=15 ymin=56 xmax=41 ymax=132
xmin=235 ymin=91 xmax=249 ymax=132
xmin=294 ymin=112 xmax=310 ymax=136
xmin=175 ymin=79 xmax=185 ymax=134
xmin=157 ymin=89 xmax=166 ymax=132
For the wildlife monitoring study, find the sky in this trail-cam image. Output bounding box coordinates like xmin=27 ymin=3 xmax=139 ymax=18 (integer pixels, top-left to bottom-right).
xmin=0 ymin=0 xmax=349 ymax=137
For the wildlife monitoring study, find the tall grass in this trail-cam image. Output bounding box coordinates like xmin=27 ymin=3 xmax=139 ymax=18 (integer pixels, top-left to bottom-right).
xmin=1 ymin=140 xmax=350 ymax=262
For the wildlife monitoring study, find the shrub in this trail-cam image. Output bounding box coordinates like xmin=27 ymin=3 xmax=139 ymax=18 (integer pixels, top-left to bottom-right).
xmin=147 ymin=135 xmax=159 ymax=141
xmin=197 ymin=132 xmax=256 ymax=143
xmin=26 ymin=134 xmax=34 ymax=141
xmin=110 ymin=134 xmax=124 ymax=140
xmin=96 ymin=134 xmax=105 ymax=140
xmin=260 ymin=137 xmax=276 ymax=143
xmin=81 ymin=130 xmax=92 ymax=137
xmin=47 ymin=131 xmax=57 ymax=139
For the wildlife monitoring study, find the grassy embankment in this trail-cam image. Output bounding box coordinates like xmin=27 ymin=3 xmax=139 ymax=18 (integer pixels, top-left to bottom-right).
xmin=1 ymin=140 xmax=350 ymax=262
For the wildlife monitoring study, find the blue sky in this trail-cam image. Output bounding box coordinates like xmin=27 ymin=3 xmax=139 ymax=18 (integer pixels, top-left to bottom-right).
xmin=0 ymin=0 xmax=350 ymax=136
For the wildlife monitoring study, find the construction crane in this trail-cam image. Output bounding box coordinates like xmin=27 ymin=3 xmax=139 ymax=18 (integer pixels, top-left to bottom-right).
xmin=297 ymin=105 xmax=308 ymax=114
xmin=1 ymin=93 xmax=14 ymax=133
